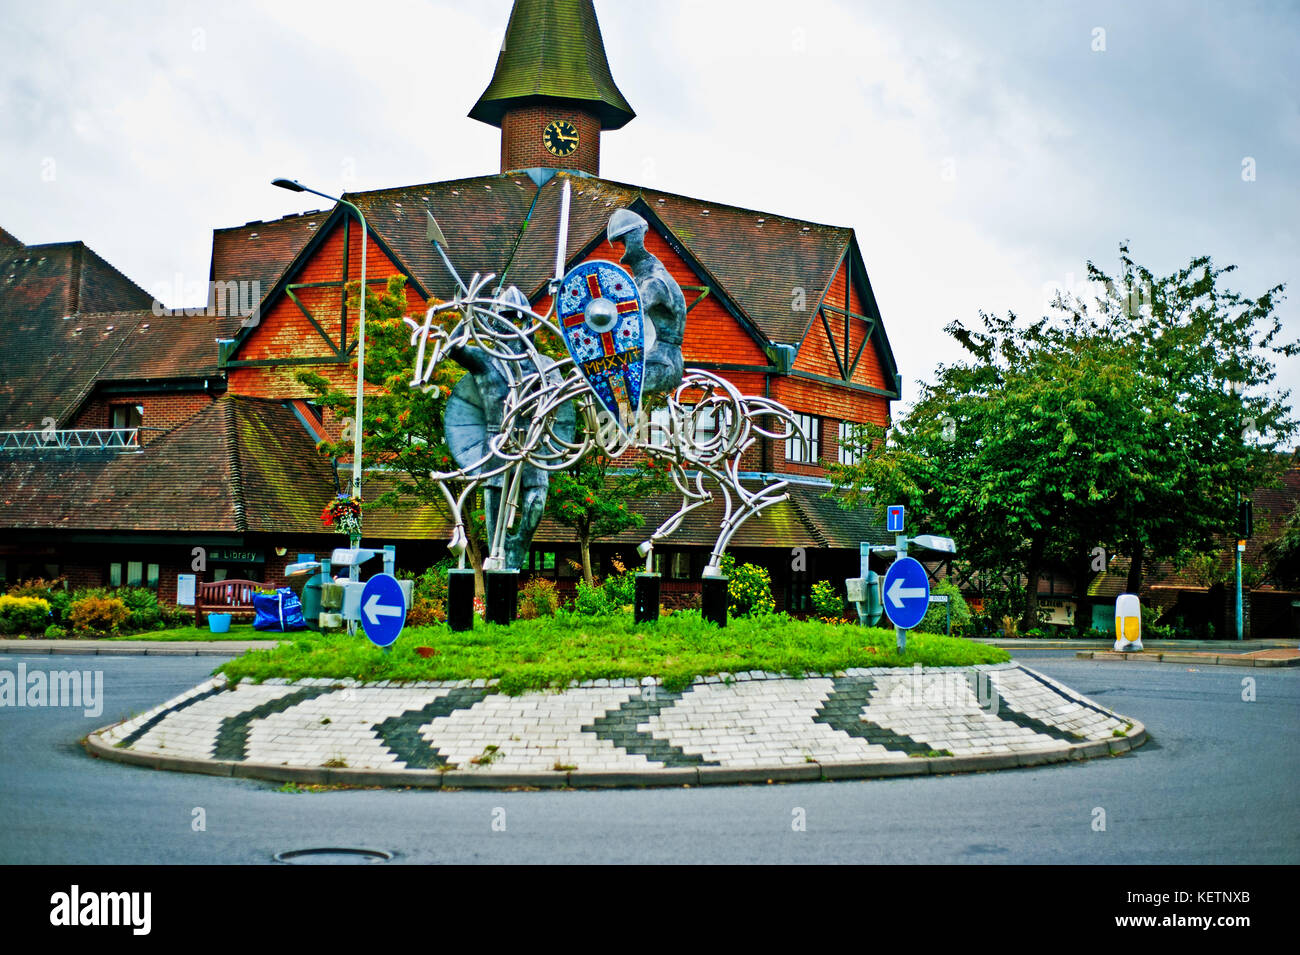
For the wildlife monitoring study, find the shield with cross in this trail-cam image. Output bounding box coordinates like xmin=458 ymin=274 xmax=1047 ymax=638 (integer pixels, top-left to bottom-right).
xmin=555 ymin=259 xmax=645 ymax=432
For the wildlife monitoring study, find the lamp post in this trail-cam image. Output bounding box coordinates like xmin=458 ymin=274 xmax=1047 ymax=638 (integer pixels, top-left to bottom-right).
xmin=273 ymin=178 xmax=368 ymax=579
xmin=1229 ymin=379 xmax=1244 ymax=641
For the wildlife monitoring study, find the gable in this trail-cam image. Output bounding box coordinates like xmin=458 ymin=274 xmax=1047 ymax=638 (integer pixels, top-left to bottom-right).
xmin=224 ymin=215 xmax=427 ymax=399
xmin=793 ymin=249 xmax=898 ymax=397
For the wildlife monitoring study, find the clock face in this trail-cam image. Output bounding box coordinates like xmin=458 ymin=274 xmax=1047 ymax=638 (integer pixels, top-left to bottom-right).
xmin=543 ymin=119 xmax=580 ymax=158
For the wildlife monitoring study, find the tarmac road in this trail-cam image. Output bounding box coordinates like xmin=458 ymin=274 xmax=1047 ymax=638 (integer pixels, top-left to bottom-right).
xmin=1 ymin=651 xmax=1295 ymax=864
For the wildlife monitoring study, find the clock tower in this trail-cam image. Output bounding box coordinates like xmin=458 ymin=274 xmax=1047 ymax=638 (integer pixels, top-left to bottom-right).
xmin=470 ymin=0 xmax=635 ymax=177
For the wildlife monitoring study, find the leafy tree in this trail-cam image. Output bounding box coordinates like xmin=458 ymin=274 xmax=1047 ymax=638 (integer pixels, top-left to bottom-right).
xmin=828 ymin=245 xmax=1297 ymax=629
xmin=298 ymin=277 xmax=488 ymax=584
xmin=546 ymin=444 xmax=673 ymax=585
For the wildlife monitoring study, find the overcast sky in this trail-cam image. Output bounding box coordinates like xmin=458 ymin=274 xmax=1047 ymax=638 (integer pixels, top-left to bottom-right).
xmin=2 ymin=0 xmax=1297 ymax=415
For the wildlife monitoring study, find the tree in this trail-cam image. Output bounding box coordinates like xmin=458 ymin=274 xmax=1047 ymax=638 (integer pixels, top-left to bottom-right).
xmin=545 ymin=442 xmax=673 ymax=585
xmin=1055 ymin=244 xmax=1297 ymax=593
xmin=298 ymin=277 xmax=489 ymax=584
xmin=828 ymin=245 xmax=1297 ymax=629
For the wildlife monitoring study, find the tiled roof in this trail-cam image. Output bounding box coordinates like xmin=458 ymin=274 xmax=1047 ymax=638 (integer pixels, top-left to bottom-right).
xmin=0 ymin=240 xmax=158 ymax=427
xmin=0 ymin=396 xmax=335 ymax=533
xmin=208 ymin=210 xmax=330 ymax=303
xmin=0 ymin=225 xmax=21 ymax=250
xmin=210 ymin=171 xmax=874 ymax=352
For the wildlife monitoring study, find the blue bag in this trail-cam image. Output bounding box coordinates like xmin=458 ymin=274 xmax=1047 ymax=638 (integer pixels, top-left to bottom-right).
xmin=253 ymin=587 xmax=307 ymax=631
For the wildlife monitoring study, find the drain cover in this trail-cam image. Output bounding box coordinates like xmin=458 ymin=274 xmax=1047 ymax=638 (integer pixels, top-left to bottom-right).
xmin=274 ymin=847 xmax=393 ymax=865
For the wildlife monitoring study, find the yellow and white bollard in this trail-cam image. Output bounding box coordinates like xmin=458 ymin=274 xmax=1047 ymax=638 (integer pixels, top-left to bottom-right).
xmin=1114 ymin=593 xmax=1143 ymax=651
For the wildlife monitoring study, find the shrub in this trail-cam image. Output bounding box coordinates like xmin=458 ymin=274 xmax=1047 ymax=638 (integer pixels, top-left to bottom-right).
xmin=118 ymin=587 xmax=161 ymax=631
xmin=0 ymin=595 xmax=53 ymax=633
xmin=915 ymin=579 xmax=972 ymax=636
xmin=68 ymin=596 xmax=130 ymax=634
xmin=7 ymin=578 xmax=72 ymax=622
xmin=602 ymin=571 xmax=636 ymax=608
xmin=44 ymin=624 xmax=68 ymax=638
xmin=163 ymin=607 xmax=195 ymax=628
xmin=810 ymin=580 xmax=846 ymax=620
xmin=573 ymin=578 xmax=613 ymax=615
xmin=520 ymin=578 xmax=559 ymax=620
xmin=719 ymin=554 xmax=775 ymax=617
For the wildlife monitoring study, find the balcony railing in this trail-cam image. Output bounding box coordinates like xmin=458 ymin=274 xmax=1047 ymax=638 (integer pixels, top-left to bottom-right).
xmin=0 ymin=428 xmax=141 ymax=452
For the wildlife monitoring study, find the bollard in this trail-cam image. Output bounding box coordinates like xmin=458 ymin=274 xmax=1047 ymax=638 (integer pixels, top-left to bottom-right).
xmin=634 ymin=573 xmax=660 ymax=623
xmin=701 ymin=576 xmax=729 ymax=627
xmin=485 ymin=570 xmax=518 ymax=626
xmin=1114 ymin=593 xmax=1143 ymax=651
xmin=447 ymin=568 xmax=475 ymax=632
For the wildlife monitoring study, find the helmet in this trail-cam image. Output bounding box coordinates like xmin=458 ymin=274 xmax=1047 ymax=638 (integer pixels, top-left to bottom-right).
xmin=607 ymin=208 xmax=648 ymax=244
xmin=498 ymin=285 xmax=529 ymax=317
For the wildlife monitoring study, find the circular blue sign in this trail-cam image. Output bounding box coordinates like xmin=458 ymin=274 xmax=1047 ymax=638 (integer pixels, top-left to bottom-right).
xmin=882 ymin=557 xmax=930 ymax=630
xmin=359 ymin=573 xmax=407 ymax=648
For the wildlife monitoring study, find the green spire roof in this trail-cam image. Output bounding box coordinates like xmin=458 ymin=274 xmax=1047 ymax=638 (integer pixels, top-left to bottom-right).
xmin=469 ymin=0 xmax=635 ymax=130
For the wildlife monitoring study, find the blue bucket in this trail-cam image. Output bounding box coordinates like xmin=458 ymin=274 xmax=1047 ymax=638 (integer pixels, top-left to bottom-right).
xmin=208 ymin=613 xmax=232 ymax=634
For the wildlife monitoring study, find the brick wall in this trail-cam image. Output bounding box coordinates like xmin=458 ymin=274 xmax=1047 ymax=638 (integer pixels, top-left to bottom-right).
xmin=227 ymin=218 xmax=426 ymax=403
xmin=501 ymin=105 xmax=602 ymax=176
xmin=73 ymin=391 xmax=215 ymax=444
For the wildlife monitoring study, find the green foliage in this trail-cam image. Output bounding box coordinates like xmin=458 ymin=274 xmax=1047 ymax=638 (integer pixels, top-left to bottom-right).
xmin=296 ymin=276 xmax=479 ymax=549
xmin=547 ymin=452 xmax=674 ymax=584
xmin=602 ymin=568 xmax=637 ymax=608
xmin=398 ymin=560 xmax=454 ymax=626
xmin=573 ymin=578 xmax=612 ymax=616
xmin=829 ymin=243 xmax=1297 ymax=627
xmin=0 ymin=595 xmax=52 ymax=634
xmin=118 ymin=587 xmax=161 ymax=630
xmin=68 ymin=596 xmax=130 ymax=634
xmin=915 ymin=579 xmax=972 ymax=636
xmin=7 ymin=578 xmax=72 ymax=623
xmin=519 ymin=577 xmax=559 ymax=619
xmin=810 ymin=580 xmax=846 ymax=620
xmin=216 ymin=612 xmax=1012 ymax=695
xmin=44 ymin=624 xmax=68 ymax=638
xmin=719 ymin=553 xmax=775 ymax=617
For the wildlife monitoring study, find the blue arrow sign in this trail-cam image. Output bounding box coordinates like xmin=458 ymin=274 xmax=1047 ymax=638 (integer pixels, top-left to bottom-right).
xmin=359 ymin=573 xmax=406 ymax=648
xmin=882 ymin=556 xmax=930 ymax=630
xmin=886 ymin=504 xmax=905 ymax=533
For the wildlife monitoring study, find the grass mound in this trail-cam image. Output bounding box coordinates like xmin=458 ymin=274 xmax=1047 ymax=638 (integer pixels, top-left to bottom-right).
xmin=216 ymin=611 xmax=1010 ymax=695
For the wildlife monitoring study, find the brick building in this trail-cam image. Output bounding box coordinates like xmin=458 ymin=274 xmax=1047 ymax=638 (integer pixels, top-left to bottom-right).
xmin=0 ymin=0 xmax=901 ymax=611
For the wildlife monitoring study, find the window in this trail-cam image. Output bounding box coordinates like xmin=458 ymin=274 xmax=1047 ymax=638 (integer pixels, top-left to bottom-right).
xmin=786 ymin=413 xmax=821 ymax=464
xmin=839 ymin=421 xmax=868 ymax=465
xmin=111 ymin=561 xmax=159 ymax=589
xmin=653 ymin=551 xmax=693 ymax=579
xmin=110 ymin=404 xmax=143 ymax=445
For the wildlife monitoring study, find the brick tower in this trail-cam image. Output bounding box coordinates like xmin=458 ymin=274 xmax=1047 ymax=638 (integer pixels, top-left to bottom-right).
xmin=470 ymin=0 xmax=635 ymax=177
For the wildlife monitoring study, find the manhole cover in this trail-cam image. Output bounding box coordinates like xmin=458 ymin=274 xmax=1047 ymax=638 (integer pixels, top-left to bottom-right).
xmin=273 ymin=847 xmax=393 ymax=865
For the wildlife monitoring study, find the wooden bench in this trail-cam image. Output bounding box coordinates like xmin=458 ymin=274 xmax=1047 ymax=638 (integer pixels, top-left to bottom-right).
xmin=196 ymin=579 xmax=262 ymax=625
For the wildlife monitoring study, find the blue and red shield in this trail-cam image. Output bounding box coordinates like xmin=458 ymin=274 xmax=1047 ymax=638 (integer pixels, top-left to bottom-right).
xmin=556 ymin=260 xmax=644 ymax=431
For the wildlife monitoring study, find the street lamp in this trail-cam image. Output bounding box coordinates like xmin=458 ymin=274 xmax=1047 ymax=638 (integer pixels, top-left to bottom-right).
xmin=273 ymin=177 xmax=368 ymax=579
xmin=1229 ymin=379 xmax=1245 ymax=641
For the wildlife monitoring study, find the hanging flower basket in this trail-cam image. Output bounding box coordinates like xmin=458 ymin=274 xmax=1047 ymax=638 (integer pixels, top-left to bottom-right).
xmin=321 ymin=494 xmax=363 ymax=536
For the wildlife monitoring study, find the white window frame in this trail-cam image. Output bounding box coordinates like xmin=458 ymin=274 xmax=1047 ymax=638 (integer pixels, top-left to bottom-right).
xmin=786 ymin=413 xmax=820 ymax=464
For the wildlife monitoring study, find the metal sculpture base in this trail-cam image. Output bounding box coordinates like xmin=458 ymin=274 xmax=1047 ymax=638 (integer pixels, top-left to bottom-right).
xmin=634 ymin=573 xmax=660 ymax=624
xmin=485 ymin=570 xmax=518 ymax=626
xmin=702 ymin=576 xmax=729 ymax=628
xmin=447 ymin=569 xmax=476 ymax=632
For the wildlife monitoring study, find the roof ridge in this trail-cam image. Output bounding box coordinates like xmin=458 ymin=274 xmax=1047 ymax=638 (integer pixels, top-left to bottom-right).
xmin=784 ymin=487 xmax=831 ymax=549
xmin=224 ymin=398 xmax=248 ymax=532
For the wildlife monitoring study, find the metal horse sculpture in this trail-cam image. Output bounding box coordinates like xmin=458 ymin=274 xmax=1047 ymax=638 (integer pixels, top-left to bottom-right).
xmin=403 ymin=182 xmax=804 ymax=581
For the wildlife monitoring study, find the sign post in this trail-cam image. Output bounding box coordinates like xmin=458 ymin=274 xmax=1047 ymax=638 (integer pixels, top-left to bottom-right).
xmin=359 ymin=572 xmax=407 ymax=649
xmin=883 ymin=556 xmax=930 ymax=650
